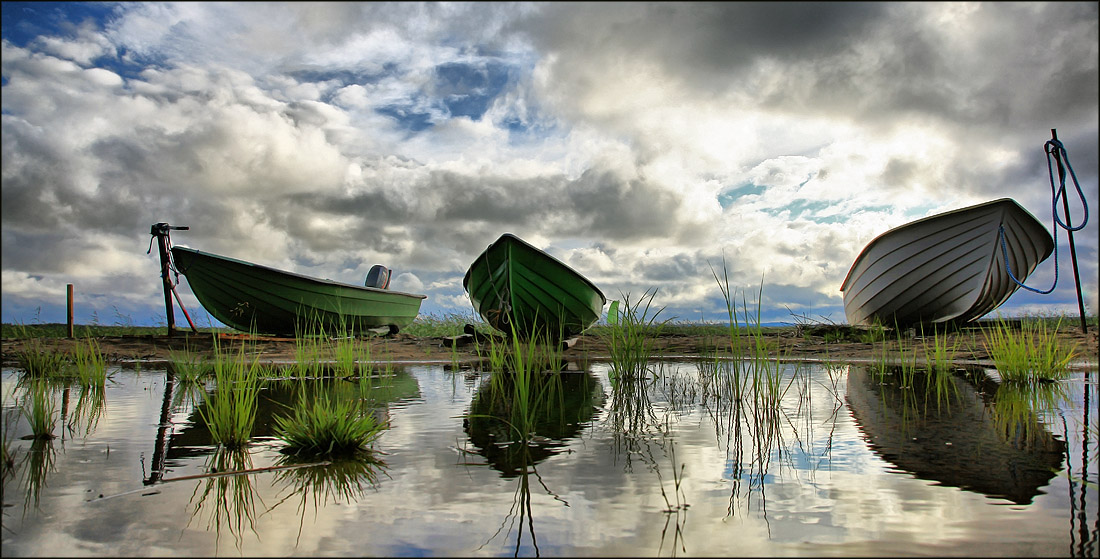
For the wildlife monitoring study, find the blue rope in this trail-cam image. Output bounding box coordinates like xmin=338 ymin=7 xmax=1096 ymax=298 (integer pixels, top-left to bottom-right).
xmin=1000 ymin=223 xmax=1058 ymax=294
xmin=1000 ymin=137 xmax=1089 ymax=294
xmin=1045 ymin=138 xmax=1089 ymax=232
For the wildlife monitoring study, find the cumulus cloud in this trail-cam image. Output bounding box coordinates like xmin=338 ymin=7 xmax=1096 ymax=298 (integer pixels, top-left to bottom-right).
xmin=2 ymin=2 xmax=1096 ymax=327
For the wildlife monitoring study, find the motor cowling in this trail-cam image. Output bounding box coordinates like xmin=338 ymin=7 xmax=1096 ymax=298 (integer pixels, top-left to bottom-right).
xmin=365 ymin=265 xmax=391 ymax=289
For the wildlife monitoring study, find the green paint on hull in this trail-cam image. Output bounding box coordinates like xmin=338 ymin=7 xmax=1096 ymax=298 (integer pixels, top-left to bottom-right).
xmin=171 ymin=246 xmax=426 ymax=336
xmin=463 ymin=234 xmax=606 ymax=339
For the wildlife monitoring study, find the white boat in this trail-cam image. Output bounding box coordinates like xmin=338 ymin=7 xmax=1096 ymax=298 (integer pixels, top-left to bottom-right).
xmin=840 ymin=198 xmax=1053 ymax=327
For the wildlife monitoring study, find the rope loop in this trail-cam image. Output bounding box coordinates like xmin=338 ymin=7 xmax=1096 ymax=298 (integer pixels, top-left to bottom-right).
xmin=1004 ymin=136 xmax=1090 ymax=293
xmin=1044 ymin=138 xmax=1089 ymax=232
xmin=999 ymin=225 xmax=1057 ymax=294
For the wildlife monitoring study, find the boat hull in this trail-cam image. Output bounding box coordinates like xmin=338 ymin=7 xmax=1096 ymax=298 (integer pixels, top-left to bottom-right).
xmin=463 ymin=234 xmax=606 ymax=339
xmin=171 ymin=246 xmax=426 ymax=336
xmin=846 ymin=365 xmax=1065 ymax=505
xmin=840 ymin=198 xmax=1053 ymax=327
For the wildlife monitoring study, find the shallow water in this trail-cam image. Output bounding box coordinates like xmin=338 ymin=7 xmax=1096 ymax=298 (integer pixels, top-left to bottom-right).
xmin=1 ymin=360 xmax=1096 ymax=557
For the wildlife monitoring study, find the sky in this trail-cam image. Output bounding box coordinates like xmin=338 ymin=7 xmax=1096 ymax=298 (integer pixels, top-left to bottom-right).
xmin=2 ymin=1 xmax=1097 ymax=330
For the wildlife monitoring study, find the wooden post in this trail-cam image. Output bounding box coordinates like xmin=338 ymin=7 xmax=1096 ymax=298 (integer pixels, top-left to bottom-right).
xmin=67 ymin=284 xmax=74 ymax=338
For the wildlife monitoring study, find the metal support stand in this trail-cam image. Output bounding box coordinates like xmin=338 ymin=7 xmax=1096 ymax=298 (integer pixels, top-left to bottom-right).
xmin=150 ymin=223 xmax=198 ymax=336
xmin=1049 ymin=129 xmax=1088 ymax=334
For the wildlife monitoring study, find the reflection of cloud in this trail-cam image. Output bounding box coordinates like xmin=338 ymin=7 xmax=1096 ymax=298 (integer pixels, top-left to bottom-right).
xmin=1 ymin=3 xmax=1096 ymax=326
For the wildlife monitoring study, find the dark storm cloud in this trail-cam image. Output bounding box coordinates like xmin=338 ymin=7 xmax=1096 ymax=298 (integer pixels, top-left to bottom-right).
xmin=518 ymin=2 xmax=886 ymax=79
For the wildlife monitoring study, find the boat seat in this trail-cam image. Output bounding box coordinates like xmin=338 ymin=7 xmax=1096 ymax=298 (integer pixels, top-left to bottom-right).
xmin=365 ymin=265 xmax=391 ymax=289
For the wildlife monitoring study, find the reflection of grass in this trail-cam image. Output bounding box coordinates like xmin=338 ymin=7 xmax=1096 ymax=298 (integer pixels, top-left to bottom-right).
xmin=991 ymin=380 xmax=1071 ymax=448
xmin=983 ymin=317 xmax=1079 ymax=382
xmin=19 ymin=439 xmax=57 ymax=514
xmin=269 ymin=454 xmax=388 ymax=545
xmin=69 ymin=383 xmax=107 ymax=438
xmin=187 ymin=447 xmax=259 ymax=552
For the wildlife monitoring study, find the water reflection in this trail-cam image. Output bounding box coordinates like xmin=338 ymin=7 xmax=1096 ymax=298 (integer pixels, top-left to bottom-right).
xmin=14 ymin=438 xmax=57 ymax=514
xmin=186 ymin=446 xmax=260 ymax=552
xmin=464 ymin=372 xmax=602 ymax=477
xmin=151 ymin=367 xmax=421 ymax=474
xmin=846 ymin=365 xmax=1066 ymax=504
xmin=267 ymin=453 xmax=389 ymax=546
xmin=465 ymin=371 xmax=603 ymax=556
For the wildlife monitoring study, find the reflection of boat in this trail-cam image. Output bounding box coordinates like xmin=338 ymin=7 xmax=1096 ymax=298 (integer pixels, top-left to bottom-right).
xmin=171 ymin=246 xmax=426 ymax=336
xmin=464 ymin=372 xmax=603 ymax=477
xmin=463 ymin=234 xmax=606 ymax=339
xmin=845 ymin=365 xmax=1065 ymax=505
xmin=840 ymin=199 xmax=1053 ymax=327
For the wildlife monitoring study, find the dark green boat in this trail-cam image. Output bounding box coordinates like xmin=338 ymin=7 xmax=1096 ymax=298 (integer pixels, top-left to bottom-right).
xmin=171 ymin=246 xmax=426 ymax=336
xmin=463 ymin=233 xmax=606 ymax=339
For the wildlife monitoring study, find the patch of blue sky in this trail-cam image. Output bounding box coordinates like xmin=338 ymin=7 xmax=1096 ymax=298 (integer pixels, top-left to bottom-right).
xmin=1 ymin=2 xmax=155 ymax=82
xmin=434 ymin=60 xmax=513 ymax=120
xmin=375 ymin=104 xmax=436 ymax=134
xmin=770 ymin=199 xmax=847 ymax=224
xmin=290 ymin=64 xmax=402 ymax=91
xmin=901 ymin=203 xmax=944 ymax=220
xmin=373 ymin=60 xmax=519 ymax=134
xmin=1 ymin=1 xmax=116 ymax=47
xmin=717 ymin=182 xmax=766 ymax=209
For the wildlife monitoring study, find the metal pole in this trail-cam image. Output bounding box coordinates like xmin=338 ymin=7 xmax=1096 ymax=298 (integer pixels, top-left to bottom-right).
xmin=1050 ymin=129 xmax=1088 ymax=334
xmin=158 ymin=230 xmax=177 ymax=336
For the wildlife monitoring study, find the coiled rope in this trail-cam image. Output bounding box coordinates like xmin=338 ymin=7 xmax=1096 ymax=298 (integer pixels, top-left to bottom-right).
xmin=1000 ymin=136 xmax=1090 ymax=294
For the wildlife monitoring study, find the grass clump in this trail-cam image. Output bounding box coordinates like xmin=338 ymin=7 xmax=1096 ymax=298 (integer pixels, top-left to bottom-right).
xmin=19 ymin=380 xmax=58 ymax=440
xmin=274 ymin=385 xmax=387 ymax=456
xmin=601 ymin=289 xmax=668 ymax=382
xmin=69 ymin=337 xmax=109 ymax=386
xmin=200 ymin=337 xmax=264 ymax=449
xmin=11 ymin=323 xmax=68 ymax=378
xmin=983 ymin=317 xmax=1079 ymax=382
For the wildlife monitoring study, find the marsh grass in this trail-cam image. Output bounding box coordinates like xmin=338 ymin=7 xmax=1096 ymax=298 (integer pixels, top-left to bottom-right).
xmin=18 ymin=380 xmax=58 ymax=440
xmin=168 ymin=351 xmax=211 ymax=382
xmin=274 ymin=382 xmax=388 ymax=456
xmin=403 ymin=312 xmax=487 ymax=338
xmin=983 ymin=317 xmax=1079 ymax=382
xmin=14 ymin=334 xmax=68 ymax=378
xmin=920 ymin=325 xmax=960 ymax=374
xmin=68 ymin=337 xmax=109 ymax=386
xmin=601 ymin=289 xmax=669 ymax=383
xmin=200 ymin=337 xmax=263 ymax=449
xmin=475 ymin=320 xmax=569 ymax=442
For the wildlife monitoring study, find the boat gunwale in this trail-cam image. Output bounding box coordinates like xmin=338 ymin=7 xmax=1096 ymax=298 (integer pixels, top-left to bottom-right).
xmin=462 ymin=233 xmax=607 ymax=305
xmin=838 ymin=198 xmax=1052 ymax=293
xmin=172 ymin=245 xmax=427 ymax=300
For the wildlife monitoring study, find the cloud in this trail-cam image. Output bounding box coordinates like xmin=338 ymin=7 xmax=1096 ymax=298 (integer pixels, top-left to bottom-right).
xmin=2 ymin=3 xmax=1096 ymax=327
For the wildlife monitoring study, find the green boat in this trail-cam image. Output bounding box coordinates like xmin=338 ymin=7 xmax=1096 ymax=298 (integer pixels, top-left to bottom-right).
xmin=171 ymin=246 xmax=426 ymax=336
xmin=463 ymin=233 xmax=606 ymax=339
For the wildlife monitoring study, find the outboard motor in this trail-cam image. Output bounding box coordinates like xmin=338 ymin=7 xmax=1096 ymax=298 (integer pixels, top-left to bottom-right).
xmin=365 ymin=265 xmax=391 ymax=289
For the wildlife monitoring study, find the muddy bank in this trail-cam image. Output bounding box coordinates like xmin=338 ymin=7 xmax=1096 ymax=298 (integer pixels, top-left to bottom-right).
xmin=3 ymin=325 xmax=1096 ymax=370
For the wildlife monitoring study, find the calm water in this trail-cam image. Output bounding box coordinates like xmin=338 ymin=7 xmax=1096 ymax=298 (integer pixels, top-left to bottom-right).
xmin=1 ymin=360 xmax=1096 ymax=557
